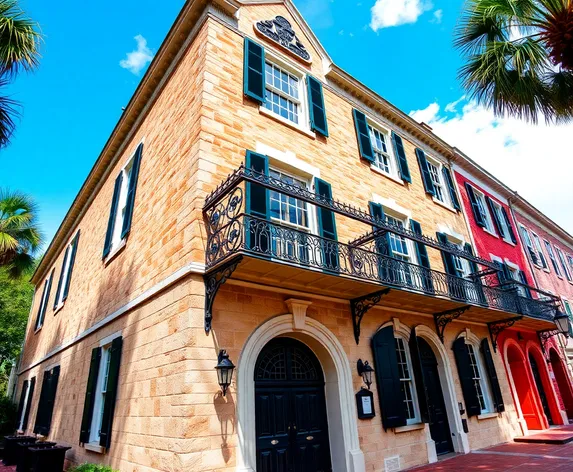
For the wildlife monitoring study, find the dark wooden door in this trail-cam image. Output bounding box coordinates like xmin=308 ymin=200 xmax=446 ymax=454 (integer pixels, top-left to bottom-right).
xmin=255 ymin=338 xmax=332 ymax=472
xmin=418 ymin=337 xmax=453 ymax=455
xmin=529 ymin=354 xmax=553 ymax=426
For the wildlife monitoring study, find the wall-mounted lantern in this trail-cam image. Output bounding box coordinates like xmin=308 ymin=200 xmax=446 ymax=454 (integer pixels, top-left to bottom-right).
xmin=555 ymin=312 xmax=570 ymax=337
xmin=215 ymin=350 xmax=235 ymax=396
xmin=357 ymin=359 xmax=374 ymax=390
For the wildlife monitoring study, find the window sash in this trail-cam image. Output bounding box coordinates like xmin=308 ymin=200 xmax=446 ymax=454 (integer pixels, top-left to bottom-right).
xmin=427 ymin=161 xmax=445 ymax=202
xmin=467 ymin=344 xmax=493 ymax=413
xmin=556 ymin=247 xmax=572 ymax=281
xmin=110 ymin=164 xmax=133 ymax=251
xmin=368 ymin=126 xmax=394 ymax=175
xmin=18 ymin=382 xmax=31 ymax=430
xmin=89 ymin=346 xmax=112 ymax=444
xmin=37 ymin=276 xmax=51 ymax=328
xmin=544 ymin=241 xmax=562 ymax=275
xmin=531 ymin=233 xmax=547 ymax=267
xmin=263 ymin=61 xmax=302 ymax=125
xmin=395 ymin=337 xmax=420 ymax=423
xmin=56 ymin=241 xmax=75 ymax=307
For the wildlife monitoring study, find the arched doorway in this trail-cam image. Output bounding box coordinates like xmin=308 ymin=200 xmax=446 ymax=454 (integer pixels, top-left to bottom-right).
xmin=529 ymin=353 xmax=553 ymax=425
xmin=254 ymin=337 xmax=332 ymax=472
xmin=550 ymin=348 xmax=573 ymax=419
xmin=506 ymin=344 xmax=545 ymax=430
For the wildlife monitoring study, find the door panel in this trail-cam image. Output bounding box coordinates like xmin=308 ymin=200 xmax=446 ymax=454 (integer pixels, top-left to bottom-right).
xmin=529 ymin=354 xmax=553 ymax=426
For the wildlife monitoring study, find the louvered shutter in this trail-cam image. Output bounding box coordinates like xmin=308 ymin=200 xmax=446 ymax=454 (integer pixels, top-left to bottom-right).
xmin=369 ymin=202 xmax=390 ymax=281
xmin=245 ymin=150 xmax=270 ymax=253
xmin=352 ymin=109 xmax=374 ymax=163
xmin=35 ymin=272 xmax=52 ymax=330
xmin=315 ymin=178 xmax=338 ymax=272
xmin=243 ymin=38 xmax=265 ymax=103
xmin=518 ymin=270 xmax=533 ymax=298
xmin=62 ymin=230 xmax=80 ymax=301
xmin=16 ymin=380 xmax=28 ymax=429
xmin=34 ymin=366 xmax=60 ymax=436
xmin=464 ymin=243 xmax=487 ymax=305
xmin=34 ymin=370 xmax=49 ymax=435
xmin=464 ymin=183 xmax=486 ymax=228
xmin=53 ymin=247 xmax=70 ymax=310
xmin=415 ymin=148 xmax=435 ymax=196
xmin=442 ymin=167 xmax=460 ymax=210
xmin=99 ymin=337 xmax=123 ymax=449
xmin=80 ymin=347 xmax=102 ymax=444
xmin=391 ymin=132 xmax=411 ymax=183
xmin=307 ymin=75 xmax=328 ymax=137
xmin=452 ymin=338 xmax=481 ymax=417
xmin=480 ymin=338 xmax=505 ymax=413
xmin=485 ymin=197 xmax=505 ymax=238
xmin=410 ymin=220 xmax=434 ymax=293
xmin=22 ymin=377 xmax=35 ymax=431
xmin=121 ymin=143 xmax=143 ymax=239
xmin=500 ymin=207 xmax=517 ymax=243
xmin=409 ymin=328 xmax=430 ymax=423
xmin=371 ymin=326 xmax=407 ymax=429
xmin=436 ymin=232 xmax=456 ymax=275
xmin=102 ymin=173 xmax=123 ymax=258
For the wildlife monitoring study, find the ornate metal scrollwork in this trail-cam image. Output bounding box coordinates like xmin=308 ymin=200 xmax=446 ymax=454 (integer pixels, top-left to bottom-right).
xmin=487 ymin=316 xmax=523 ymax=352
xmin=255 ymin=16 xmax=311 ymax=62
xmin=204 ymin=256 xmax=243 ymax=333
xmin=537 ymin=329 xmax=559 ymax=357
xmin=434 ymin=306 xmax=471 ymax=344
xmin=351 ymin=289 xmax=391 ymax=345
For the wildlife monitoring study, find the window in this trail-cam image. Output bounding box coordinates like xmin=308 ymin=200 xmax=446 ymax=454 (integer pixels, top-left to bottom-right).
xmin=18 ymin=381 xmax=32 ymax=430
xmin=89 ymin=345 xmax=112 ymax=444
xmin=563 ymin=299 xmax=573 ymax=317
xmin=490 ymin=201 xmax=511 ymax=241
xmin=531 ymin=232 xmax=548 ymax=269
xmin=263 ymin=61 xmax=304 ymax=126
xmin=33 ymin=365 xmax=60 ymax=436
xmin=505 ymin=264 xmax=528 ymax=298
xmin=472 ymin=189 xmax=496 ymax=234
xmin=466 ymin=343 xmax=492 ymax=413
xmin=519 ymin=225 xmax=540 ymax=266
xmin=34 ymin=270 xmax=53 ymax=331
xmin=53 ymin=232 xmax=80 ymax=311
xmin=111 ymin=160 xmax=134 ymax=252
xmin=17 ymin=378 xmax=35 ymax=432
xmin=555 ymin=246 xmax=572 ymax=281
xmin=568 ymin=255 xmax=573 ymax=275
xmin=426 ymin=159 xmax=446 ymax=203
xmin=395 ymin=337 xmax=420 ymax=424
xmin=368 ymin=125 xmax=396 ymax=177
xmin=544 ymin=240 xmax=562 ymax=276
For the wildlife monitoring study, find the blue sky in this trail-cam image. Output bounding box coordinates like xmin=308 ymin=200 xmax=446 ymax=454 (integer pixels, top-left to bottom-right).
xmin=2 ymin=0 xmax=572 ymax=250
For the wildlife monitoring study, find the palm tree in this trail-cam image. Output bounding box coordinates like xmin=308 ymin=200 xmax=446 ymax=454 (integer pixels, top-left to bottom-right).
xmin=0 ymin=0 xmax=41 ymax=147
xmin=455 ymin=0 xmax=573 ymax=123
xmin=0 ymin=190 xmax=42 ymax=278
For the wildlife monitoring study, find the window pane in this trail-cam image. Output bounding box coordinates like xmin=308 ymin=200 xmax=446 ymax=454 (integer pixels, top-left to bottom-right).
xmin=264 ymin=62 xmax=300 ymax=125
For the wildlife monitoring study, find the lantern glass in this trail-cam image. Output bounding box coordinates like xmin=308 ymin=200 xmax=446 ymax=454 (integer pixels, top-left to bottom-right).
xmin=555 ymin=313 xmax=570 ymax=336
xmin=215 ymin=350 xmax=235 ymax=396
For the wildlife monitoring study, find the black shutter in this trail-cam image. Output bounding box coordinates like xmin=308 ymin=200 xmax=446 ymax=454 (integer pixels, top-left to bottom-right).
xmin=436 ymin=232 xmax=456 ymax=275
xmin=245 ymin=150 xmax=270 ymax=253
xmin=410 ymin=220 xmax=434 ymax=293
xmin=315 ymin=178 xmax=338 ymax=272
xmin=464 ymin=243 xmax=487 ymax=305
xmin=243 ymin=38 xmax=265 ymax=103
xmin=409 ymin=328 xmax=430 ymax=423
xmin=518 ymin=270 xmax=532 ymax=298
xmin=16 ymin=380 xmax=28 ymax=429
xmin=480 ymin=338 xmax=505 ymax=413
xmin=415 ymin=148 xmax=435 ymax=196
xmin=500 ymin=207 xmax=517 ymax=243
xmin=103 ymin=173 xmax=123 ymax=259
xmin=391 ymin=132 xmax=411 ymax=183
xmin=352 ymin=109 xmax=374 ymax=163
xmin=369 ymin=202 xmax=390 ymax=281
xmin=452 ymin=338 xmax=481 ymax=417
xmin=62 ymin=230 xmax=80 ymax=301
xmin=34 ymin=370 xmax=49 ymax=434
xmin=442 ymin=166 xmax=460 ymax=210
xmin=35 ymin=271 xmax=53 ymax=330
xmin=371 ymin=326 xmax=407 ymax=430
xmin=34 ymin=366 xmax=60 ymax=436
xmin=121 ymin=143 xmax=143 ymax=239
xmin=485 ymin=197 xmax=505 ymax=238
xmin=22 ymin=377 xmax=35 ymax=431
xmin=465 ymin=183 xmax=486 ymax=228
xmin=99 ymin=337 xmax=123 ymax=449
xmin=79 ymin=347 xmax=102 ymax=444
xmin=53 ymin=246 xmax=69 ymax=310
xmin=34 ymin=282 xmax=47 ymax=330
xmin=307 ymin=75 xmax=328 ymax=137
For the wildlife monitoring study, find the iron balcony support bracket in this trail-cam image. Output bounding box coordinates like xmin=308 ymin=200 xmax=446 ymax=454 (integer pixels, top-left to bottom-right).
xmin=204 ymin=255 xmax=243 ymax=333
xmin=434 ymin=306 xmax=471 ymax=344
xmin=351 ymin=288 xmax=391 ymax=345
xmin=488 ymin=316 xmax=523 ymax=352
xmin=537 ymin=329 xmax=560 ymax=356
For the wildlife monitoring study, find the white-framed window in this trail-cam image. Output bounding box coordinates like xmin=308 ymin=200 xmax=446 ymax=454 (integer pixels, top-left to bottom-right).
xmin=89 ymin=344 xmax=113 ymax=445
xmin=368 ymin=125 xmax=397 ymax=177
xmin=471 ymin=188 xmax=496 ymax=234
xmin=555 ymin=246 xmax=572 ymax=282
xmin=466 ymin=342 xmax=493 ymax=413
xmin=109 ymin=158 xmax=135 ymax=253
xmin=35 ymin=271 xmax=53 ymax=331
xmin=395 ymin=336 xmax=420 ymax=424
xmin=426 ymin=158 xmax=447 ymax=204
xmin=531 ymin=232 xmax=548 ymax=269
xmin=544 ymin=240 xmax=562 ymax=277
xmin=505 ymin=263 xmax=529 ymax=297
xmin=490 ymin=200 xmax=511 ymax=241
xmin=567 ymin=255 xmax=573 ymax=275
xmin=563 ymin=298 xmax=573 ymax=317
xmin=54 ymin=236 xmax=79 ymax=310
xmin=17 ymin=379 xmax=33 ymax=431
xmin=263 ymin=59 xmax=307 ymax=127
xmin=519 ymin=225 xmax=541 ymax=267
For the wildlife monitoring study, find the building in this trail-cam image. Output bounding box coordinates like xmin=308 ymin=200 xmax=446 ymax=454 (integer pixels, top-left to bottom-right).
xmin=13 ymin=1 xmax=569 ymax=471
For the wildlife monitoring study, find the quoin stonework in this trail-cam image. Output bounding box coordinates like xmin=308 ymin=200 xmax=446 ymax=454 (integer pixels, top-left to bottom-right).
xmin=14 ymin=1 xmax=573 ymax=471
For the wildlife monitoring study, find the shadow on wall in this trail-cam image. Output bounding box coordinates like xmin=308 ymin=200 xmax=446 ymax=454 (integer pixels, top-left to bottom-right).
xmin=214 ymin=391 xmax=236 ymax=464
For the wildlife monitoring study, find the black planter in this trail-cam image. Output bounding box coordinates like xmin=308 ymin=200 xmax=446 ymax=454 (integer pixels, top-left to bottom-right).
xmin=16 ymin=442 xmax=56 ymax=472
xmin=2 ymin=436 xmax=37 ymax=466
xmin=27 ymin=445 xmax=71 ymax=472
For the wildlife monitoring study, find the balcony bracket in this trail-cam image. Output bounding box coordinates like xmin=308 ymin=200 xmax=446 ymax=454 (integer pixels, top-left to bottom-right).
xmin=204 ymin=255 xmax=243 ymax=333
xmin=488 ymin=316 xmax=523 ymax=352
xmin=351 ymin=288 xmax=391 ymax=345
xmin=537 ymin=329 xmax=559 ymax=357
xmin=434 ymin=306 xmax=471 ymax=344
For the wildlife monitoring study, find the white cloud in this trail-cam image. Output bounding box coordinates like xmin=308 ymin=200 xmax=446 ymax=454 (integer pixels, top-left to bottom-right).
xmin=431 ymin=9 xmax=443 ymax=24
xmin=370 ymin=0 xmax=433 ymax=30
xmin=409 ymin=99 xmax=573 ymax=234
xmin=119 ymin=35 xmax=153 ymax=75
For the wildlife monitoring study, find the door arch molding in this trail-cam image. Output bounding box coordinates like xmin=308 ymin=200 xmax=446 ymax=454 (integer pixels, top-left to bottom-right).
xmin=236 ymin=314 xmax=365 ymax=472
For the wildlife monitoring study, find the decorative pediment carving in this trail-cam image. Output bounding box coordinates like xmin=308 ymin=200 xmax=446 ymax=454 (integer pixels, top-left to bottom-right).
xmin=255 ymin=16 xmax=311 ymax=63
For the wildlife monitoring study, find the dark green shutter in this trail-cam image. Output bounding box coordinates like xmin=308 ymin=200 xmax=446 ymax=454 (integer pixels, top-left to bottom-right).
xmin=500 ymin=207 xmax=517 ymax=243
xmin=415 ymin=148 xmax=435 ymax=196
xmin=480 ymin=338 xmax=505 ymax=413
xmin=442 ymin=166 xmax=460 ymax=210
xmin=35 ymin=279 xmax=48 ymax=329
xmin=307 ymin=75 xmax=328 ymax=137
xmin=62 ymin=230 xmax=80 ymax=301
xmin=80 ymin=347 xmax=102 ymax=444
xmin=352 ymin=109 xmax=374 ymax=163
xmin=485 ymin=197 xmax=505 ymax=238
xmin=16 ymin=380 xmax=28 ymax=429
xmin=464 ymin=243 xmax=487 ymax=305
xmin=103 ymin=173 xmax=123 ymax=259
xmin=99 ymin=337 xmax=123 ymax=449
xmin=452 ymin=338 xmax=481 ymax=417
xmin=121 ymin=143 xmax=143 ymax=239
xmin=436 ymin=232 xmax=456 ymax=275
xmin=34 ymin=365 xmax=60 ymax=436
xmin=410 ymin=220 xmax=434 ymax=293
xmin=518 ymin=270 xmax=532 ymax=298
xmin=371 ymin=326 xmax=407 ymax=430
xmin=35 ymin=271 xmax=53 ymax=330
xmin=465 ymin=183 xmax=486 ymax=228
xmin=409 ymin=329 xmax=430 ymax=423
xmin=245 ymin=150 xmax=270 ymax=253
xmin=391 ymin=132 xmax=411 ymax=183
xmin=22 ymin=377 xmax=35 ymax=431
xmin=53 ymin=247 xmax=70 ymax=310
xmin=315 ymin=178 xmax=338 ymax=271
xmin=243 ymin=38 xmax=265 ymax=104
xmin=369 ymin=202 xmax=390 ymax=281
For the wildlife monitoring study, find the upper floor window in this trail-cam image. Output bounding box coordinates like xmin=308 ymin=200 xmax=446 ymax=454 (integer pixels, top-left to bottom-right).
xmin=519 ymin=225 xmax=541 ymax=267
xmin=264 ymin=62 xmax=304 ymax=126
xmin=53 ymin=231 xmax=80 ymax=311
xmin=568 ymin=255 xmax=573 ymax=276
xmin=472 ymin=188 xmax=496 ymax=234
xmin=34 ymin=269 xmax=54 ymax=331
xmin=368 ymin=125 xmax=396 ymax=177
xmin=490 ymin=200 xmax=511 ymax=241
xmin=555 ymin=246 xmax=572 ymax=281
xmin=563 ymin=298 xmax=573 ymax=317
xmin=426 ymin=158 xmax=446 ymax=203
xmin=544 ymin=240 xmax=562 ymax=276
xmin=531 ymin=232 xmax=548 ymax=269
xmin=269 ymin=168 xmax=311 ymax=231
xmin=395 ymin=336 xmax=420 ymax=424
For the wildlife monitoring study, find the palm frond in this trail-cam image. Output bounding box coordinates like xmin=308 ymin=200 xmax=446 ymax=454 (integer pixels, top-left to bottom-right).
xmin=5 ymin=250 xmax=35 ymax=279
xmin=0 ymin=81 xmax=18 ymax=148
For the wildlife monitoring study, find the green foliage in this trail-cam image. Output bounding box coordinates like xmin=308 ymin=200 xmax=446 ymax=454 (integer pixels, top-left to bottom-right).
xmin=0 ymin=395 xmax=17 ymax=435
xmin=68 ymin=464 xmax=119 ymax=472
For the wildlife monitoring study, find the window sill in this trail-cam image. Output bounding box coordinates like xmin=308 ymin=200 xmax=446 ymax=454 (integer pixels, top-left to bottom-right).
xmin=259 ymin=107 xmax=316 ymax=139
xmin=477 ymin=412 xmax=498 ymax=421
xmin=502 ymin=238 xmax=515 ymax=246
xmin=34 ymin=326 xmax=42 ymax=334
xmin=483 ymin=228 xmax=499 ymax=239
xmin=53 ymin=303 xmax=65 ymax=316
xmin=84 ymin=442 xmax=105 ymax=454
xmin=432 ymin=197 xmax=457 ymax=214
xmin=394 ymin=423 xmax=425 ymax=433
xmin=104 ymin=239 xmax=127 ymax=266
xmin=369 ymin=165 xmax=404 ymax=186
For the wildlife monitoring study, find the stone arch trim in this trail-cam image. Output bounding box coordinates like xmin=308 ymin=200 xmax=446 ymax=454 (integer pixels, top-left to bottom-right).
xmin=236 ymin=314 xmax=365 ymax=472
xmin=502 ymin=338 xmax=529 ymax=433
